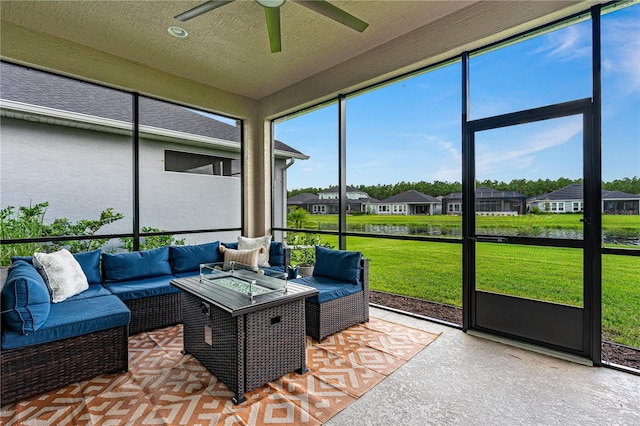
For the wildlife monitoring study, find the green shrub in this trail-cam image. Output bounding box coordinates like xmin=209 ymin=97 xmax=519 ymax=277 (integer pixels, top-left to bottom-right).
xmin=284 ymin=232 xmax=334 ymax=266
xmin=120 ymin=227 xmax=185 ymax=252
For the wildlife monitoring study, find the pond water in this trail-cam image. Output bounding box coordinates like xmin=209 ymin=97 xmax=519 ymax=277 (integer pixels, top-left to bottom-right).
xmin=318 ymin=223 xmax=640 ymax=246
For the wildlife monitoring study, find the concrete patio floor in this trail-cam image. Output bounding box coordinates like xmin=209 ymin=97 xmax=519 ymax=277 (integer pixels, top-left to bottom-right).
xmin=327 ymin=306 xmax=640 ymax=425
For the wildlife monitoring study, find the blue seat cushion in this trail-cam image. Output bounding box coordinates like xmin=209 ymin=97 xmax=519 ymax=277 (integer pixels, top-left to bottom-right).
xmin=292 ymin=276 xmax=363 ymax=304
xmin=12 ymin=248 xmax=102 ymax=285
xmin=313 ymin=246 xmax=362 ymax=286
xmin=102 ymin=247 xmax=171 ymax=282
xmin=104 ymin=275 xmax=180 ymax=302
xmin=1 ymin=295 xmax=130 ymax=350
xmin=1 ymin=260 xmax=51 ymax=334
xmin=169 ymin=242 xmax=220 ymax=274
xmin=64 ymin=284 xmax=112 ymax=301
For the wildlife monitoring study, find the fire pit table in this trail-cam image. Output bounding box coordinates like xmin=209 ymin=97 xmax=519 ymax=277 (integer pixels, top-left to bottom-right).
xmin=171 ymin=262 xmax=318 ymax=404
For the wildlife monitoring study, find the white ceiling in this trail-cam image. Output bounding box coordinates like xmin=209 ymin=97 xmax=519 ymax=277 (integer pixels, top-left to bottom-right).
xmin=1 ymin=1 xmax=598 ymax=116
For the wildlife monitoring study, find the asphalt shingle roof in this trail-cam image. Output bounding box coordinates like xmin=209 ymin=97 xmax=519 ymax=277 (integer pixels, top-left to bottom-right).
xmin=381 ymin=190 xmax=440 ymax=204
xmin=287 ymin=193 xmax=319 ymax=203
xmin=0 ymin=62 xmax=303 ymax=155
xmin=531 ymin=184 xmax=639 ymax=201
xmin=443 ymin=186 xmax=526 ymax=200
xmin=319 ymin=185 xmax=363 ymax=194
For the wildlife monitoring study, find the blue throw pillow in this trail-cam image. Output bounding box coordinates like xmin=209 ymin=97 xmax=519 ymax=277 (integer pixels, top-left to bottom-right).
xmin=313 ymin=246 xmax=362 ymax=285
xmin=12 ymin=249 xmax=102 ymax=285
xmin=1 ymin=260 xmax=51 ymax=334
xmin=269 ymin=242 xmax=285 ymax=267
xmin=169 ymin=242 xmax=220 ymax=274
xmin=72 ymin=249 xmax=102 ymax=284
xmin=102 ymin=246 xmax=171 ymax=282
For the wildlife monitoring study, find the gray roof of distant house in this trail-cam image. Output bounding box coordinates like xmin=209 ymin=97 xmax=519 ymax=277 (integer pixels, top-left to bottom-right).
xmin=443 ymin=186 xmax=526 ymax=200
xmin=287 ymin=193 xmax=319 ymax=204
xmin=381 ymin=190 xmax=441 ymax=204
xmin=602 ymin=189 xmax=640 ymax=200
xmin=529 ymin=184 xmax=640 ymax=201
xmin=319 ymin=185 xmax=364 ymax=194
xmin=0 ymin=62 xmax=303 ymax=156
xmin=529 ymin=183 xmax=583 ymax=201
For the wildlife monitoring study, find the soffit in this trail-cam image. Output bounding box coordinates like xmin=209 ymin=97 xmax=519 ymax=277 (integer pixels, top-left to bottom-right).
xmin=0 ymin=0 xmax=472 ymax=100
xmin=0 ymin=1 xmax=600 ymax=117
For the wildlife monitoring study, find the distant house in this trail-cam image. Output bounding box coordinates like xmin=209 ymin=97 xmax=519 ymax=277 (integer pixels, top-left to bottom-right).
xmin=1 ymin=62 xmax=307 ymax=239
xmin=288 ymin=186 xmax=377 ymax=214
xmin=442 ymin=186 xmax=527 ymax=215
xmin=365 ymin=190 xmax=442 ymax=215
xmin=287 ymin=192 xmax=319 ymax=213
xmin=527 ymin=183 xmax=640 ymax=214
xmin=603 ymin=190 xmax=640 ymax=215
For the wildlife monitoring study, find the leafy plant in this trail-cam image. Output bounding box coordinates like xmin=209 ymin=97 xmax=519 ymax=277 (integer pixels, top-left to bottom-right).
xmin=0 ymin=202 xmax=127 ymax=265
xmin=120 ymin=227 xmax=185 ymax=252
xmin=0 ymin=202 xmax=51 ymax=265
xmin=287 ymin=207 xmax=309 ymax=229
xmin=0 ymin=202 xmax=185 ymax=266
xmin=285 ymin=232 xmax=333 ymax=266
xmin=48 ymin=208 xmax=124 ymax=252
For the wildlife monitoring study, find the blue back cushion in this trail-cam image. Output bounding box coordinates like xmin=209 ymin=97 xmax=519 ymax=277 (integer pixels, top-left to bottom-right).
xmin=71 ymin=249 xmax=102 ymax=284
xmin=313 ymin=246 xmax=362 ymax=285
xmin=269 ymin=242 xmax=285 ymax=267
xmin=1 ymin=260 xmax=51 ymax=334
xmin=102 ymin=247 xmax=171 ymax=282
xmin=12 ymin=248 xmax=102 ymax=285
xmin=169 ymin=242 xmax=220 ymax=274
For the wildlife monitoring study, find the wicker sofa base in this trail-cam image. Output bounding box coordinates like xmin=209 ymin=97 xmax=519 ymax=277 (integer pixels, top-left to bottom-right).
xmin=0 ymin=325 xmax=129 ymax=406
xmin=124 ymin=292 xmax=183 ymax=335
xmin=305 ymin=258 xmax=370 ymax=342
xmin=305 ymin=292 xmax=369 ymax=342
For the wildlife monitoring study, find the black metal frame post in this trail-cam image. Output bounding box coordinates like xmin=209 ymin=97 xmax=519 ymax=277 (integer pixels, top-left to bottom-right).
xmin=338 ymin=94 xmax=347 ymax=250
xmin=132 ymin=93 xmax=140 ymax=251
xmin=461 ymin=52 xmax=473 ymax=331
xmin=588 ymin=4 xmax=603 ymax=366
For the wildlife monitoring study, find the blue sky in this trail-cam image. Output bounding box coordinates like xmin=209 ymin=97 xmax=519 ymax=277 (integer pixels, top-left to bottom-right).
xmin=276 ymin=4 xmax=639 ymax=190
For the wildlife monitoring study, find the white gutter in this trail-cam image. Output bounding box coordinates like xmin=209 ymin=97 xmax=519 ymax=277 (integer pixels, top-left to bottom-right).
xmin=1 ymin=99 xmax=308 ymax=159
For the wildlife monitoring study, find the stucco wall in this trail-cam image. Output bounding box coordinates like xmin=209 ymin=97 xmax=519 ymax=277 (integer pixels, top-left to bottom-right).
xmin=1 ymin=116 xmax=245 ymax=244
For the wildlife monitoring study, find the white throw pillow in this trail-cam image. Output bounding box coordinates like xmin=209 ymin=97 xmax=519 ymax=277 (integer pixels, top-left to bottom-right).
xmin=237 ymin=235 xmax=272 ymax=267
xmin=219 ymin=245 xmax=263 ymax=271
xmin=33 ymin=249 xmax=89 ymax=303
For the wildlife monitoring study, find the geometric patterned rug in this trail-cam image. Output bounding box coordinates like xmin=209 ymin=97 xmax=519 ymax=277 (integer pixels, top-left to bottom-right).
xmin=1 ymin=318 xmax=439 ymax=425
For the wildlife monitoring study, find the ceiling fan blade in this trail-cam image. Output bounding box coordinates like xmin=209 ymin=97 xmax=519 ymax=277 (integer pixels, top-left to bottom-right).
xmin=264 ymin=7 xmax=282 ymax=53
xmin=174 ymin=0 xmax=235 ymax=21
xmin=294 ymin=0 xmax=368 ymax=32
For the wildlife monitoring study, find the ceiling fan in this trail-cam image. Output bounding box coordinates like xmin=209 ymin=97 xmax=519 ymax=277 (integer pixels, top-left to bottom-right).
xmin=174 ymin=0 xmax=369 ymax=53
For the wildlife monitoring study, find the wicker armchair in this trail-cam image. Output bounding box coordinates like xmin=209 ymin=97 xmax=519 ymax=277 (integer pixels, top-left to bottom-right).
xmin=304 ymin=258 xmax=369 ymax=342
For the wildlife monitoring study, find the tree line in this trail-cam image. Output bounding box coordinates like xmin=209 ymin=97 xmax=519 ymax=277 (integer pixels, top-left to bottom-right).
xmin=288 ymin=176 xmax=640 ymax=200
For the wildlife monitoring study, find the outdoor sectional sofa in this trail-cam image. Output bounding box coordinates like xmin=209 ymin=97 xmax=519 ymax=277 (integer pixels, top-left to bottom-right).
xmin=0 ymin=240 xmax=367 ymax=406
xmin=0 ymin=240 xmax=288 ymax=406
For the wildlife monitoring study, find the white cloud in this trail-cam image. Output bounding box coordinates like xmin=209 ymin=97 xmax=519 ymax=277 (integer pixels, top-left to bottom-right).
xmin=476 ymin=119 xmax=583 ymax=178
xmin=602 ymin=13 xmax=640 ymax=95
xmin=535 ymin=25 xmax=591 ymax=62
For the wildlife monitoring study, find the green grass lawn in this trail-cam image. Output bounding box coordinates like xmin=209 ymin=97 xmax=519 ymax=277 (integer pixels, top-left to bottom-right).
xmin=302 ymin=218 xmax=640 ymax=349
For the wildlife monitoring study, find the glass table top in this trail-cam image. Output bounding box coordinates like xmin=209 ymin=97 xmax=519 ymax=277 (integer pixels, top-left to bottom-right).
xmin=199 ymin=262 xmax=287 ymax=300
